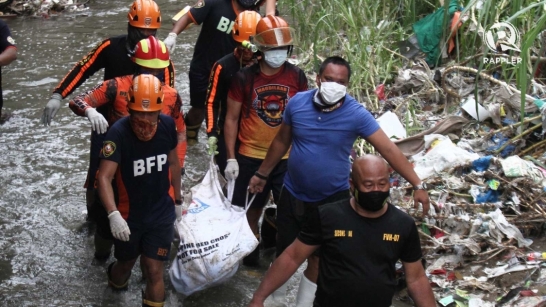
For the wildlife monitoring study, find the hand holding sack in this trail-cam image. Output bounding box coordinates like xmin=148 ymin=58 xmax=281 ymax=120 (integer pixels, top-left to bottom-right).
xmin=108 ymin=211 xmax=131 ymax=242
xmin=207 ymin=136 xmax=218 ymax=155
xmin=224 ymin=159 xmax=239 ymax=181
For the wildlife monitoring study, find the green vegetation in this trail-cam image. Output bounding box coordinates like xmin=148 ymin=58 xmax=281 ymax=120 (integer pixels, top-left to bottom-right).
xmin=280 ymin=0 xmax=546 ymax=114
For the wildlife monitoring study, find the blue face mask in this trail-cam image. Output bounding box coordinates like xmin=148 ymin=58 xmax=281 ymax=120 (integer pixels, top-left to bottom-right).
xmin=263 ymin=49 xmax=287 ymax=68
xmin=353 ymin=189 xmax=390 ymax=212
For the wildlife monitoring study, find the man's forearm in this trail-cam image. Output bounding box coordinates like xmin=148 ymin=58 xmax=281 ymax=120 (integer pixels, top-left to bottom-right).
xmin=224 ymin=119 xmax=238 ymax=159
xmin=171 ymin=15 xmax=192 ymax=35
xmin=0 ymin=47 xmax=17 ymax=66
xmin=169 ymin=150 xmax=182 ymax=201
xmin=258 ymin=135 xmax=289 ymax=175
xmin=98 ymin=175 xmax=117 ymax=213
xmin=384 ymin=143 xmax=421 ymax=185
xmin=407 ymin=275 xmax=436 ymax=307
xmin=371 ymin=134 xmax=422 ymax=186
xmin=251 ymin=249 xmax=302 ymax=303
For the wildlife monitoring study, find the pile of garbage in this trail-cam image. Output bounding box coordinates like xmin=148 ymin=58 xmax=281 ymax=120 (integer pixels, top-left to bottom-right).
xmin=375 ymin=71 xmax=546 ymax=305
xmin=0 ymin=0 xmax=89 ymax=17
xmin=352 ymin=7 xmax=546 ymax=306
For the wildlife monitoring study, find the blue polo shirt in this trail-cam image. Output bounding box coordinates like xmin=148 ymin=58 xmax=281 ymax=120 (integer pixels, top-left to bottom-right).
xmin=283 ymin=89 xmax=380 ymax=202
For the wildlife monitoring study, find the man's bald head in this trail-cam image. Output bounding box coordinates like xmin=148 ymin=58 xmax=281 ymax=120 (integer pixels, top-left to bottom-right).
xmin=351 ymin=155 xmax=390 ymax=192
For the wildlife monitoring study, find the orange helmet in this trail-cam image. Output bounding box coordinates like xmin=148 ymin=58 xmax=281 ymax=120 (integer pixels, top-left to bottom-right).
xmin=252 ymin=15 xmax=296 ymax=51
xmin=128 ymin=74 xmax=164 ymax=112
xmin=132 ymin=36 xmax=170 ymax=69
xmin=232 ymin=11 xmax=262 ymax=43
xmin=127 ymin=0 xmax=161 ymax=29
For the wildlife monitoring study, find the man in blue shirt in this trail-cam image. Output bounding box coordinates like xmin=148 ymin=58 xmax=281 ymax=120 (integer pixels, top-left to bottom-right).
xmin=248 ymin=56 xmax=430 ymax=305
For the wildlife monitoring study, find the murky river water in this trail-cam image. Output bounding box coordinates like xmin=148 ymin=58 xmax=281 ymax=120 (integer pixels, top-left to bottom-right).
xmin=0 ymin=1 xmax=413 ymax=306
xmin=0 ymin=1 xmax=306 ymax=306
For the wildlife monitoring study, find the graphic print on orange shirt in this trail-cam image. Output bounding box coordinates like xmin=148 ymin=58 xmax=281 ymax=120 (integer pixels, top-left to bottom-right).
xmin=253 ymin=84 xmax=290 ymax=127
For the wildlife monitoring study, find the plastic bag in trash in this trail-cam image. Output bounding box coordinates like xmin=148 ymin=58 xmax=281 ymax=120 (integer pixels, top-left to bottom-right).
xmin=413 ymin=134 xmax=480 ymax=179
xmin=486 ymin=209 xmax=533 ymax=247
xmin=500 ymin=155 xmax=546 ymax=184
xmin=486 ymin=133 xmax=515 ymax=158
xmin=475 ymin=189 xmax=499 ymax=204
xmin=472 ymin=155 xmax=493 ymax=172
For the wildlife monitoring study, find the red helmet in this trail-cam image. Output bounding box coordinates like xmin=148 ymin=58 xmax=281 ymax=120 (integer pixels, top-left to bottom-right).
xmin=128 ymin=74 xmax=164 ymax=112
xmin=253 ymin=15 xmax=296 ymax=51
xmin=232 ymin=11 xmax=262 ymax=43
xmin=132 ymin=36 xmax=170 ymax=69
xmin=127 ymin=0 xmax=161 ymax=29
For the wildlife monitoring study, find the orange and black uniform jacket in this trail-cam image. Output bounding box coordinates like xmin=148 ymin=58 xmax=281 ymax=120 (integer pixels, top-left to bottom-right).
xmin=53 ymin=34 xmax=174 ymax=99
xmin=68 ymin=75 xmax=186 ymax=167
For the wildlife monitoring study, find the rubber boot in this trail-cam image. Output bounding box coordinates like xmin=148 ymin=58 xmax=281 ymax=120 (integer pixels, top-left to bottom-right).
xmin=142 ymin=289 xmax=165 ymax=307
xmin=94 ymin=233 xmax=113 ymax=261
xmin=185 ymin=121 xmax=201 ymax=146
xmin=107 ymin=262 xmax=130 ymax=291
xmin=243 ymin=233 xmax=261 ymax=267
xmin=295 ymin=274 xmax=317 ymax=307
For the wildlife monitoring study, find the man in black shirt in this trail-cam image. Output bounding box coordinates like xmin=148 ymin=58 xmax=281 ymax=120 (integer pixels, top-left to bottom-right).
xmin=163 ymin=0 xmax=275 ymax=145
xmin=248 ymin=155 xmax=436 ymax=307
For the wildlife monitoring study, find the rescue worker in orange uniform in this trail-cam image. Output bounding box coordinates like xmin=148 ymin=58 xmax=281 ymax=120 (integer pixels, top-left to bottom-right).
xmin=68 ymin=36 xmax=186 ymax=261
xmin=97 ymin=74 xmax=182 ymax=307
xmin=41 ymin=0 xmax=175 ymax=261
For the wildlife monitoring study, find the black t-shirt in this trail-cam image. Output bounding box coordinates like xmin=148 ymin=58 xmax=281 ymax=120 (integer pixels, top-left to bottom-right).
xmin=99 ymin=114 xmax=178 ymax=226
xmin=298 ymin=201 xmax=422 ymax=307
xmin=205 ymin=52 xmax=241 ymax=137
xmin=189 ymin=0 xmax=239 ymax=81
xmin=54 ymin=35 xmax=175 ymax=98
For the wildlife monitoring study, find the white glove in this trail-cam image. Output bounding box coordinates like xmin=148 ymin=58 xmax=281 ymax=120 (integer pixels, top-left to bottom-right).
xmin=108 ymin=210 xmax=131 ymax=242
xmin=85 ymin=108 xmax=109 ymax=134
xmin=225 ymin=159 xmax=239 ymax=181
xmin=41 ymin=93 xmax=63 ymax=126
xmin=175 ymin=204 xmax=182 ymax=221
xmin=164 ymin=32 xmax=178 ymax=54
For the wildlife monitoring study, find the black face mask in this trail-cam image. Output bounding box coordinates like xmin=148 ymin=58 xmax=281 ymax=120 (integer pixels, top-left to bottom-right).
xmin=353 ymin=189 xmax=390 ymax=212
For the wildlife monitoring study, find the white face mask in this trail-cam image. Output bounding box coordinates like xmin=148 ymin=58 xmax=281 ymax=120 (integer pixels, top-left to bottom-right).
xmin=263 ymin=49 xmax=287 ymax=68
xmin=319 ymin=81 xmax=347 ymax=105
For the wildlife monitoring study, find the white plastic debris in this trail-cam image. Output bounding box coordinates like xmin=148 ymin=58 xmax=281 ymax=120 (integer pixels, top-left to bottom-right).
xmin=412 ymin=134 xmax=480 ymax=179
xmin=376 ymin=111 xmax=407 ymax=139
xmin=461 ymin=96 xmax=491 ymax=121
